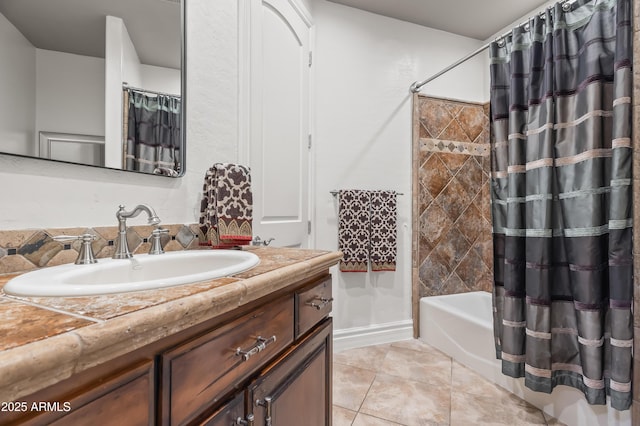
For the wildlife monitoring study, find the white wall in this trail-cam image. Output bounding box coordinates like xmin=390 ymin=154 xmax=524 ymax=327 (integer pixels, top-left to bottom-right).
xmin=0 ymin=12 xmax=35 ymax=157
xmin=104 ymin=15 xmax=127 ymax=168
xmin=140 ymin=64 xmax=181 ymax=95
xmin=312 ymin=0 xmax=486 ymax=341
xmin=121 ymin=22 xmax=143 ymax=89
xmin=35 ymin=49 xmax=105 ymax=139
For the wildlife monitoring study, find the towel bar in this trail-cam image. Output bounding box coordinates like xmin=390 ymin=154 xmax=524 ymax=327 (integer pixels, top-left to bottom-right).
xmin=330 ymin=190 xmax=404 ymax=196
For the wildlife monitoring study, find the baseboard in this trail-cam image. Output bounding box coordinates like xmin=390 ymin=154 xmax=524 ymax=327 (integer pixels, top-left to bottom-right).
xmin=333 ymin=319 xmax=414 ymax=353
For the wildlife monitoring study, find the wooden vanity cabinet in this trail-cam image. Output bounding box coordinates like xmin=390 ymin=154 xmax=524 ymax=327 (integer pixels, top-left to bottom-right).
xmin=172 ymin=274 xmax=333 ymax=426
xmin=2 ymin=273 xmax=333 ymax=426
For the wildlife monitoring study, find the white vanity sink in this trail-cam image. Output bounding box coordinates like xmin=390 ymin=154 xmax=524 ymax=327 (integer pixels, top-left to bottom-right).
xmin=3 ymin=250 xmax=260 ymax=297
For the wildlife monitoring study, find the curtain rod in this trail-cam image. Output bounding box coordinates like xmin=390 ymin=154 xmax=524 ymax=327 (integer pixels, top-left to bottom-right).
xmin=123 ymin=84 xmax=180 ymax=99
xmin=409 ymin=0 xmax=576 ymax=93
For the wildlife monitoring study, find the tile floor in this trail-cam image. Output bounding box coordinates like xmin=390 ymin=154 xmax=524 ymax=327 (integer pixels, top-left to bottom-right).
xmin=332 ymin=339 xmax=565 ymax=426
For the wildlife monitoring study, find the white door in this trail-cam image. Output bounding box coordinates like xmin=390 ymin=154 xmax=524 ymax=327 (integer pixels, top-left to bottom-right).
xmin=248 ymin=0 xmax=312 ymax=248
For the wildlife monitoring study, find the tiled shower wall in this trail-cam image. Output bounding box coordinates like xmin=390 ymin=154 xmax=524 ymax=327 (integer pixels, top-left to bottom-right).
xmin=412 ymin=96 xmax=493 ymax=302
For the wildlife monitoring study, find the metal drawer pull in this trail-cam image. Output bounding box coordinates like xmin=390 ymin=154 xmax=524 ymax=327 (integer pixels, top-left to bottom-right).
xmin=236 ymin=414 xmax=255 ymax=426
xmin=235 ymin=336 xmax=277 ymax=361
xmin=256 ymin=397 xmax=273 ymax=426
xmin=306 ymin=296 xmax=333 ymax=310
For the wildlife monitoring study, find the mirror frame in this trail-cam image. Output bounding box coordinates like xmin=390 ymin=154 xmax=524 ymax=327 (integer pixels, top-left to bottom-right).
xmin=179 ymin=0 xmax=187 ymax=177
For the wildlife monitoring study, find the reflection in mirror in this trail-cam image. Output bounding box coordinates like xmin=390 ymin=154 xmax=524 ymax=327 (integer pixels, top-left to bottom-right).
xmin=124 ymin=86 xmax=181 ymax=176
xmin=0 ymin=0 xmax=185 ymax=177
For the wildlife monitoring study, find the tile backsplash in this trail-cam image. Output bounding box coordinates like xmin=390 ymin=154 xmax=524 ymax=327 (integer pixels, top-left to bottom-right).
xmin=0 ymin=224 xmax=201 ymax=274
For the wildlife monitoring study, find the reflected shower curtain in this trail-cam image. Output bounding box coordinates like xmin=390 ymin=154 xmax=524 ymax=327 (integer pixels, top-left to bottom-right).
xmin=125 ymin=89 xmax=181 ymax=175
xmin=489 ymin=0 xmax=633 ymax=410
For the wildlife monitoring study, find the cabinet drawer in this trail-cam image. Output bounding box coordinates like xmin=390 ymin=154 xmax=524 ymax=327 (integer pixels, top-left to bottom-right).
xmin=161 ymin=296 xmax=294 ymax=425
xmin=51 ymin=362 xmax=154 ymax=426
xmin=295 ymin=276 xmax=332 ymax=338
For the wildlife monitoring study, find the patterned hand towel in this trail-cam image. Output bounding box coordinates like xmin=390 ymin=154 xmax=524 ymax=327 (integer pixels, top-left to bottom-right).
xmin=338 ymin=190 xmax=370 ymax=272
xmin=199 ymin=163 xmax=253 ymax=248
xmin=370 ymin=191 xmax=397 ymax=271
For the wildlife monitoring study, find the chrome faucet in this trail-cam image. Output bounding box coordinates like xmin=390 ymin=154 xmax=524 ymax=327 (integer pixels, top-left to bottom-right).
xmin=113 ymin=204 xmax=161 ymax=259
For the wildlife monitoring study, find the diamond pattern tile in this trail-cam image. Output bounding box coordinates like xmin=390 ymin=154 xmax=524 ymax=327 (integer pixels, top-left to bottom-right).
xmin=0 ymin=223 xmax=205 ymax=274
xmin=419 ymin=122 xmax=430 ymax=139
xmin=419 ymin=154 xmax=451 ymax=199
xmin=473 ymin=228 xmax=494 ymax=270
xmin=432 ymin=227 xmax=472 ymax=271
xmin=435 ymin=177 xmax=472 ymax=223
xmin=420 ymin=202 xmax=453 ymax=247
xmin=419 ymin=99 xmax=454 ymax=138
xmin=444 ymin=103 xmax=464 ymax=118
xmin=416 ymin=96 xmax=493 ymax=298
xmin=454 ymin=248 xmax=490 ymax=286
xmin=176 ymin=225 xmax=196 ymax=248
xmin=18 ymin=231 xmax=61 ymax=267
xmin=457 ymin=106 xmax=486 ymax=142
xmin=438 ymin=152 xmax=468 ymax=174
xmin=440 ymin=272 xmax=470 ymax=294
xmin=456 ymin=156 xmax=484 ymax=195
xmin=456 ymin=203 xmax=484 ymax=245
xmin=418 ymin=183 xmax=433 ymax=216
xmin=419 ymin=251 xmax=450 ymax=292
xmin=440 ymin=119 xmax=472 ymax=143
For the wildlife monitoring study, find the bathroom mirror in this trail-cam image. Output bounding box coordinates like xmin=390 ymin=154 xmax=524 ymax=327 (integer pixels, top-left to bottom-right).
xmin=0 ymin=0 xmax=186 ymax=177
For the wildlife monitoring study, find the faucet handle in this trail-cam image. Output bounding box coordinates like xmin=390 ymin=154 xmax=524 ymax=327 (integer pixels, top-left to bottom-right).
xmin=149 ymin=227 xmax=169 ymax=255
xmin=53 ymin=233 xmax=98 ymax=265
xmin=252 ymin=236 xmax=275 ymax=247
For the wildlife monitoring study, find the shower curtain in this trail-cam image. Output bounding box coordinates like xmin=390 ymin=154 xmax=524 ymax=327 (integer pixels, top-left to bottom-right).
xmin=124 ymin=89 xmax=181 ymax=175
xmin=489 ymin=0 xmax=632 ymax=410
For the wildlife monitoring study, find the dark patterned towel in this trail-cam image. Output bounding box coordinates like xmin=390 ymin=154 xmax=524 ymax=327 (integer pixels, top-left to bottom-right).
xmin=199 ymin=163 xmax=253 ymax=248
xmin=370 ymin=191 xmax=397 ymax=271
xmin=338 ymin=190 xmax=370 ymax=272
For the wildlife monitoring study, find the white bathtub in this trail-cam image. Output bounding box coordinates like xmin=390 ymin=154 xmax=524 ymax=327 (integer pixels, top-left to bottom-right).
xmin=419 ymin=291 xmax=631 ymax=426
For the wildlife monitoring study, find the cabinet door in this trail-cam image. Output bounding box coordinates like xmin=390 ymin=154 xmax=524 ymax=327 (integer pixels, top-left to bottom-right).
xmin=201 ymin=392 xmax=246 ymax=426
xmin=249 ymin=318 xmax=332 ymax=426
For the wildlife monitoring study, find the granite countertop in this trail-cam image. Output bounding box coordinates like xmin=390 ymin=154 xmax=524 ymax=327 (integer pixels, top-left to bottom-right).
xmin=0 ymin=247 xmax=342 ymax=402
